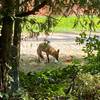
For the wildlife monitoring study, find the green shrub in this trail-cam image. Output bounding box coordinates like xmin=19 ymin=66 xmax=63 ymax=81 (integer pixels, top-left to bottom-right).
xmin=19 ymin=64 xmax=100 ymax=99
xmin=19 ymin=65 xmax=79 ymax=99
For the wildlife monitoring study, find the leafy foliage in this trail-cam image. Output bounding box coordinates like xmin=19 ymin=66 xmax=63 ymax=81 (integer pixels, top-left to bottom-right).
xmin=19 ymin=64 xmax=100 ymax=99
xmin=22 ymin=16 xmax=58 ymax=32
xmin=19 ymin=64 xmax=79 ymax=99
xmin=76 ymin=32 xmax=100 ymax=61
xmin=21 ymin=16 xmax=100 ymax=34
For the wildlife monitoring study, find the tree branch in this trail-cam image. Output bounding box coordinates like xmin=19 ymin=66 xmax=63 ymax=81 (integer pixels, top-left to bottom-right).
xmin=16 ymin=0 xmax=48 ymax=17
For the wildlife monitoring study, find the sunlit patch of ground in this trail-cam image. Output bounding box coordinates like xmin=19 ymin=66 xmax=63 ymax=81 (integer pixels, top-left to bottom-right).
xmin=20 ymin=54 xmax=84 ymax=74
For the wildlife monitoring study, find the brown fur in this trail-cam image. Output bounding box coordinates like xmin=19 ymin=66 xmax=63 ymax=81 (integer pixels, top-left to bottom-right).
xmin=37 ymin=42 xmax=59 ymax=62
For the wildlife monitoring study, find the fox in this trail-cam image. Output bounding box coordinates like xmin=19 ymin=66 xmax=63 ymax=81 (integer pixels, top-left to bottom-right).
xmin=37 ymin=40 xmax=59 ymax=62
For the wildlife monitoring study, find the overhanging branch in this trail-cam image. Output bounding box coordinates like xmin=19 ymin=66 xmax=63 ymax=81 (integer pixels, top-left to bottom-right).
xmin=16 ymin=0 xmax=48 ymax=17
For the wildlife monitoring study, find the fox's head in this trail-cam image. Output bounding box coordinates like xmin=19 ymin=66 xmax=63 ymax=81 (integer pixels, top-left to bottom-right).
xmin=54 ymin=49 xmax=59 ymax=61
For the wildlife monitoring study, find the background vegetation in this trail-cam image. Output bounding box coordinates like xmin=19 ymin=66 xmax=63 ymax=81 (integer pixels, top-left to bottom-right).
xmin=22 ymin=16 xmax=100 ymax=33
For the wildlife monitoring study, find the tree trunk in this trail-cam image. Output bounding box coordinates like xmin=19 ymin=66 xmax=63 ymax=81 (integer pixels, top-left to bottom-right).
xmin=10 ymin=0 xmax=21 ymax=93
xmin=0 ymin=16 xmax=14 ymax=92
xmin=10 ymin=18 xmax=21 ymax=93
xmin=0 ymin=0 xmax=15 ymax=95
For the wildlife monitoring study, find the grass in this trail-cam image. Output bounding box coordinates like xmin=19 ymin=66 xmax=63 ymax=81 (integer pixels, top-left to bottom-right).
xmin=53 ymin=16 xmax=76 ymax=32
xmin=22 ymin=15 xmax=100 ymax=33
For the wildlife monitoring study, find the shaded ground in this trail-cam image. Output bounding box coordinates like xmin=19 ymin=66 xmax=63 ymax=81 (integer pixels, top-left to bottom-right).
xmin=20 ymin=33 xmax=86 ymax=73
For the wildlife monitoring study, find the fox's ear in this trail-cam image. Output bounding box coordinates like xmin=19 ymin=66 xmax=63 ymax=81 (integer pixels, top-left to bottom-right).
xmin=57 ymin=49 xmax=59 ymax=53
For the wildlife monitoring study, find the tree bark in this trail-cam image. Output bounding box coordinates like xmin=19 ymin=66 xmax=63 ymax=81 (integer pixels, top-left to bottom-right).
xmin=10 ymin=0 xmax=21 ymax=93
xmin=10 ymin=18 xmax=21 ymax=93
xmin=0 ymin=16 xmax=14 ymax=92
xmin=0 ymin=0 xmax=15 ymax=94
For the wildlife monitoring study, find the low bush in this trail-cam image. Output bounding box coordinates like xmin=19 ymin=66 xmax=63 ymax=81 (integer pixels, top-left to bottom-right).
xmin=19 ymin=64 xmax=100 ymax=99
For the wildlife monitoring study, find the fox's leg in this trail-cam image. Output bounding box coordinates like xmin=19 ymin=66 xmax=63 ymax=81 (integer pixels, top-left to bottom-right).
xmin=37 ymin=54 xmax=44 ymax=62
xmin=37 ymin=56 xmax=40 ymax=62
xmin=46 ymin=53 xmax=49 ymax=63
xmin=37 ymin=49 xmax=44 ymax=62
